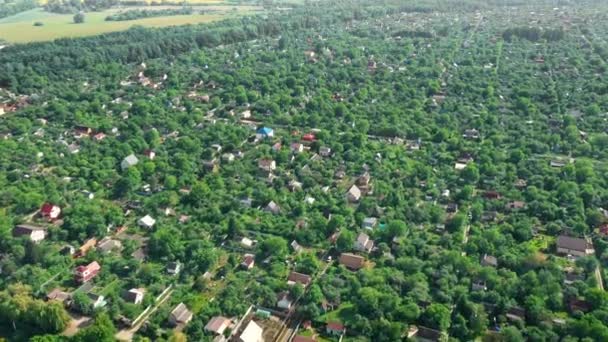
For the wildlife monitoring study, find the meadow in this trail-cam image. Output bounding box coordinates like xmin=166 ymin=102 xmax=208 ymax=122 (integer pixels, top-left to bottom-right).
xmin=0 ymin=4 xmax=261 ymax=43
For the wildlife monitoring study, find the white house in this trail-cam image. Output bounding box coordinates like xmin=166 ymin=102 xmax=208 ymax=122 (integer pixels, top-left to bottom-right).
xmin=346 ymin=185 xmax=362 ymax=202
xmin=354 ymin=233 xmax=374 ymax=253
xmin=277 ymin=292 xmax=293 ymax=310
xmin=124 ymin=288 xmax=145 ymax=304
xmin=241 ymin=237 xmax=254 ymax=248
xmin=238 ymin=320 xmax=264 ymax=342
xmin=121 ymin=154 xmax=139 ymax=170
xmin=138 ymin=215 xmax=156 ymax=229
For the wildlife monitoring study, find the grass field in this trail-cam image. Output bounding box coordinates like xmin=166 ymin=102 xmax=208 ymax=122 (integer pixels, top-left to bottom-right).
xmin=0 ymin=5 xmax=260 ymax=43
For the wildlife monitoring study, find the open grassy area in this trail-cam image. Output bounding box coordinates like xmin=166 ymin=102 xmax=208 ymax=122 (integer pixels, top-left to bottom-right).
xmin=0 ymin=5 xmax=260 ymax=43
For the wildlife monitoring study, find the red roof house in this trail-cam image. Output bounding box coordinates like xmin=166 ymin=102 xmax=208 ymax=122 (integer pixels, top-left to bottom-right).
xmin=302 ymin=133 xmax=316 ymax=142
xmin=74 ymin=261 xmax=101 ymax=284
xmin=40 ymin=203 xmax=61 ymax=220
xmin=326 ymin=321 xmax=345 ymax=335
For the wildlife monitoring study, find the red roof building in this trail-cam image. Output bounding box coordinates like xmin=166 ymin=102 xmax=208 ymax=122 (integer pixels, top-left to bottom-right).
xmin=40 ymin=203 xmax=61 ymax=220
xmin=74 ymin=261 xmax=101 ymax=283
xmin=302 ymin=133 xmax=316 ymax=142
xmin=326 ymin=321 xmax=345 ymax=335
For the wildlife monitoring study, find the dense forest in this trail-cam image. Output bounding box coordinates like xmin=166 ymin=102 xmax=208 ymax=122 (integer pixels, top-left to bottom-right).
xmin=1 ymin=0 xmax=608 ymax=341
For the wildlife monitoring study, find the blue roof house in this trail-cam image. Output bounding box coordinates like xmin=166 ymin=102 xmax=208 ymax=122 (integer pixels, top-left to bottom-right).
xmin=256 ymin=127 xmax=274 ymax=139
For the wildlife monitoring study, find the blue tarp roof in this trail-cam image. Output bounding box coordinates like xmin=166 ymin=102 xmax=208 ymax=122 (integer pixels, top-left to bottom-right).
xmin=257 ymin=127 xmax=273 ymax=134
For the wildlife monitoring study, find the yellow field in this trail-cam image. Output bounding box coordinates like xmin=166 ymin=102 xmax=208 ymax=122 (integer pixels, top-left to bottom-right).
xmin=0 ymin=6 xmax=260 ymax=43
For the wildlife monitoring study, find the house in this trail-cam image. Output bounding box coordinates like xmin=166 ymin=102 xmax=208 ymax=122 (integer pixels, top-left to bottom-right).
xmin=256 ymin=127 xmax=274 ymax=139
xmin=13 ymin=224 xmax=47 ymax=243
xmin=339 ymin=253 xmax=365 ymax=270
xmin=287 ymin=271 xmax=312 ymax=287
xmin=74 ymin=261 xmax=101 ymax=283
xmin=568 ymin=298 xmax=592 ymax=313
xmin=74 ymin=126 xmax=92 ymax=138
xmin=205 ymin=316 xmax=231 ymax=336
xmin=320 ymin=146 xmax=332 ymax=157
xmin=446 ymin=202 xmax=458 ymax=213
xmin=599 ymin=223 xmax=608 ymax=236
xmin=346 ymin=185 xmax=362 ymax=203
xmin=93 ymin=132 xmax=106 ymax=141
xmin=241 ymin=110 xmax=252 ymax=118
xmin=356 ymin=172 xmax=371 ymax=188
xmin=76 ymin=238 xmax=97 ymax=257
xmin=222 ymin=153 xmax=235 ymax=162
xmin=484 ymin=191 xmax=501 ymax=200
xmin=238 ymin=320 xmax=264 ymax=342
xmin=481 ymin=254 xmax=498 ymax=267
xmin=408 ymin=326 xmax=446 ymax=342
xmin=288 ymin=180 xmax=303 ymax=192
xmin=454 ymin=162 xmax=467 ymax=170
xmin=291 ymin=240 xmax=303 ymax=253
xmin=514 ymin=179 xmax=527 ymax=188
xmin=506 ymin=201 xmax=526 ymax=210
xmin=47 ymin=288 xmax=70 ymax=303
xmin=96 ymin=237 xmax=122 ymax=254
xmin=362 ymin=217 xmax=378 ymax=230
xmin=169 ymin=303 xmax=193 ymax=326
xmin=143 ymin=149 xmax=156 ymax=160
xmin=258 ymin=159 xmax=276 ymax=172
xmin=167 ymin=261 xmax=181 ymax=275
xmin=203 ymin=158 xmax=220 ymax=173
xmin=138 ymin=215 xmax=156 ymax=229
xmin=241 ymin=237 xmax=254 ymax=248
xmin=472 ymin=279 xmax=487 ymax=291
xmin=121 ymin=154 xmax=139 ymax=170
xmin=240 ymin=197 xmax=253 ymax=208
xmin=272 ymin=142 xmax=282 ymax=152
xmin=277 ymin=292 xmax=293 ymax=310
xmin=241 ymin=254 xmax=255 ymax=270
xmin=506 ymin=306 xmax=526 ymax=321
xmin=264 ymin=201 xmax=281 ymax=215
xmin=88 ymin=293 xmax=107 ymax=309
xmin=354 ymin=232 xmax=374 ymax=253
xmin=40 ymin=203 xmax=61 ymax=220
xmin=481 ymin=211 xmax=498 ymax=222
xmin=550 ymin=160 xmax=567 ymax=168
xmin=291 ymin=143 xmax=304 ymax=153
xmin=556 ymin=235 xmax=595 ymax=258
xmin=61 ymin=245 xmax=76 ymax=256
xmin=463 ymin=129 xmax=480 ymax=139
xmin=302 ymin=133 xmax=315 ymax=142
xmin=123 ymin=288 xmax=144 ymax=304
xmin=326 ymin=321 xmax=345 ymax=336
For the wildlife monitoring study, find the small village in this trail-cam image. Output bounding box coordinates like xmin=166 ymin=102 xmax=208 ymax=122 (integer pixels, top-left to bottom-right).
xmin=2 ymin=0 xmax=608 ymax=341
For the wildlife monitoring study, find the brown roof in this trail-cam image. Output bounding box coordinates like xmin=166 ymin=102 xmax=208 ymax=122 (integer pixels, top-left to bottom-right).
xmin=326 ymin=321 xmax=345 ymax=331
xmin=557 ymin=235 xmax=593 ymax=252
xmin=205 ymin=316 xmax=230 ymax=334
xmin=339 ymin=253 xmax=365 ymax=270
xmin=288 ymin=271 xmax=312 ymax=286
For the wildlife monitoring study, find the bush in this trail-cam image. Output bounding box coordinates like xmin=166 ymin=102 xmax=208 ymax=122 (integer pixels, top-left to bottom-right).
xmin=73 ymin=12 xmax=85 ymax=24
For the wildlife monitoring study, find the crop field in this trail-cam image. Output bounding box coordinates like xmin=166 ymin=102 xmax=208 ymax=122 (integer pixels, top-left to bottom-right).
xmin=0 ymin=5 xmax=261 ymax=43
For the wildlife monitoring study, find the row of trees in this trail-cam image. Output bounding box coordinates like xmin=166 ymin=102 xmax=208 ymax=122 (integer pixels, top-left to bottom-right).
xmin=105 ymin=7 xmax=194 ymax=21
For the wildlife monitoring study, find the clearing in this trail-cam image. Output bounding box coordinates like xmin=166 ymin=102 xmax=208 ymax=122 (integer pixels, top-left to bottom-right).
xmin=0 ymin=5 xmax=261 ymax=43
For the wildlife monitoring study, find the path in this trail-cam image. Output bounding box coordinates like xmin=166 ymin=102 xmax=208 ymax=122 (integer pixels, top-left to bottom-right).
xmin=595 ymin=266 xmax=604 ymax=291
xmin=115 ymin=286 xmax=173 ymax=341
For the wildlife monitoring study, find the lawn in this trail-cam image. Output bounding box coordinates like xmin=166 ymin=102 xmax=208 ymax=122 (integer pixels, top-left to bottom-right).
xmin=0 ymin=5 xmax=259 ymax=43
xmin=319 ymin=302 xmax=356 ymax=323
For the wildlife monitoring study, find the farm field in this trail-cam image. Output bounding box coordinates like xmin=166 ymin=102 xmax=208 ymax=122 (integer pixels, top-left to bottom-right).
xmin=0 ymin=5 xmax=261 ymax=43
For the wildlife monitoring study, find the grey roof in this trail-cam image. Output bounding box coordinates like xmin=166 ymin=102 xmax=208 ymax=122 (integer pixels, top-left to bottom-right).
xmin=557 ymin=235 xmax=592 ymax=252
